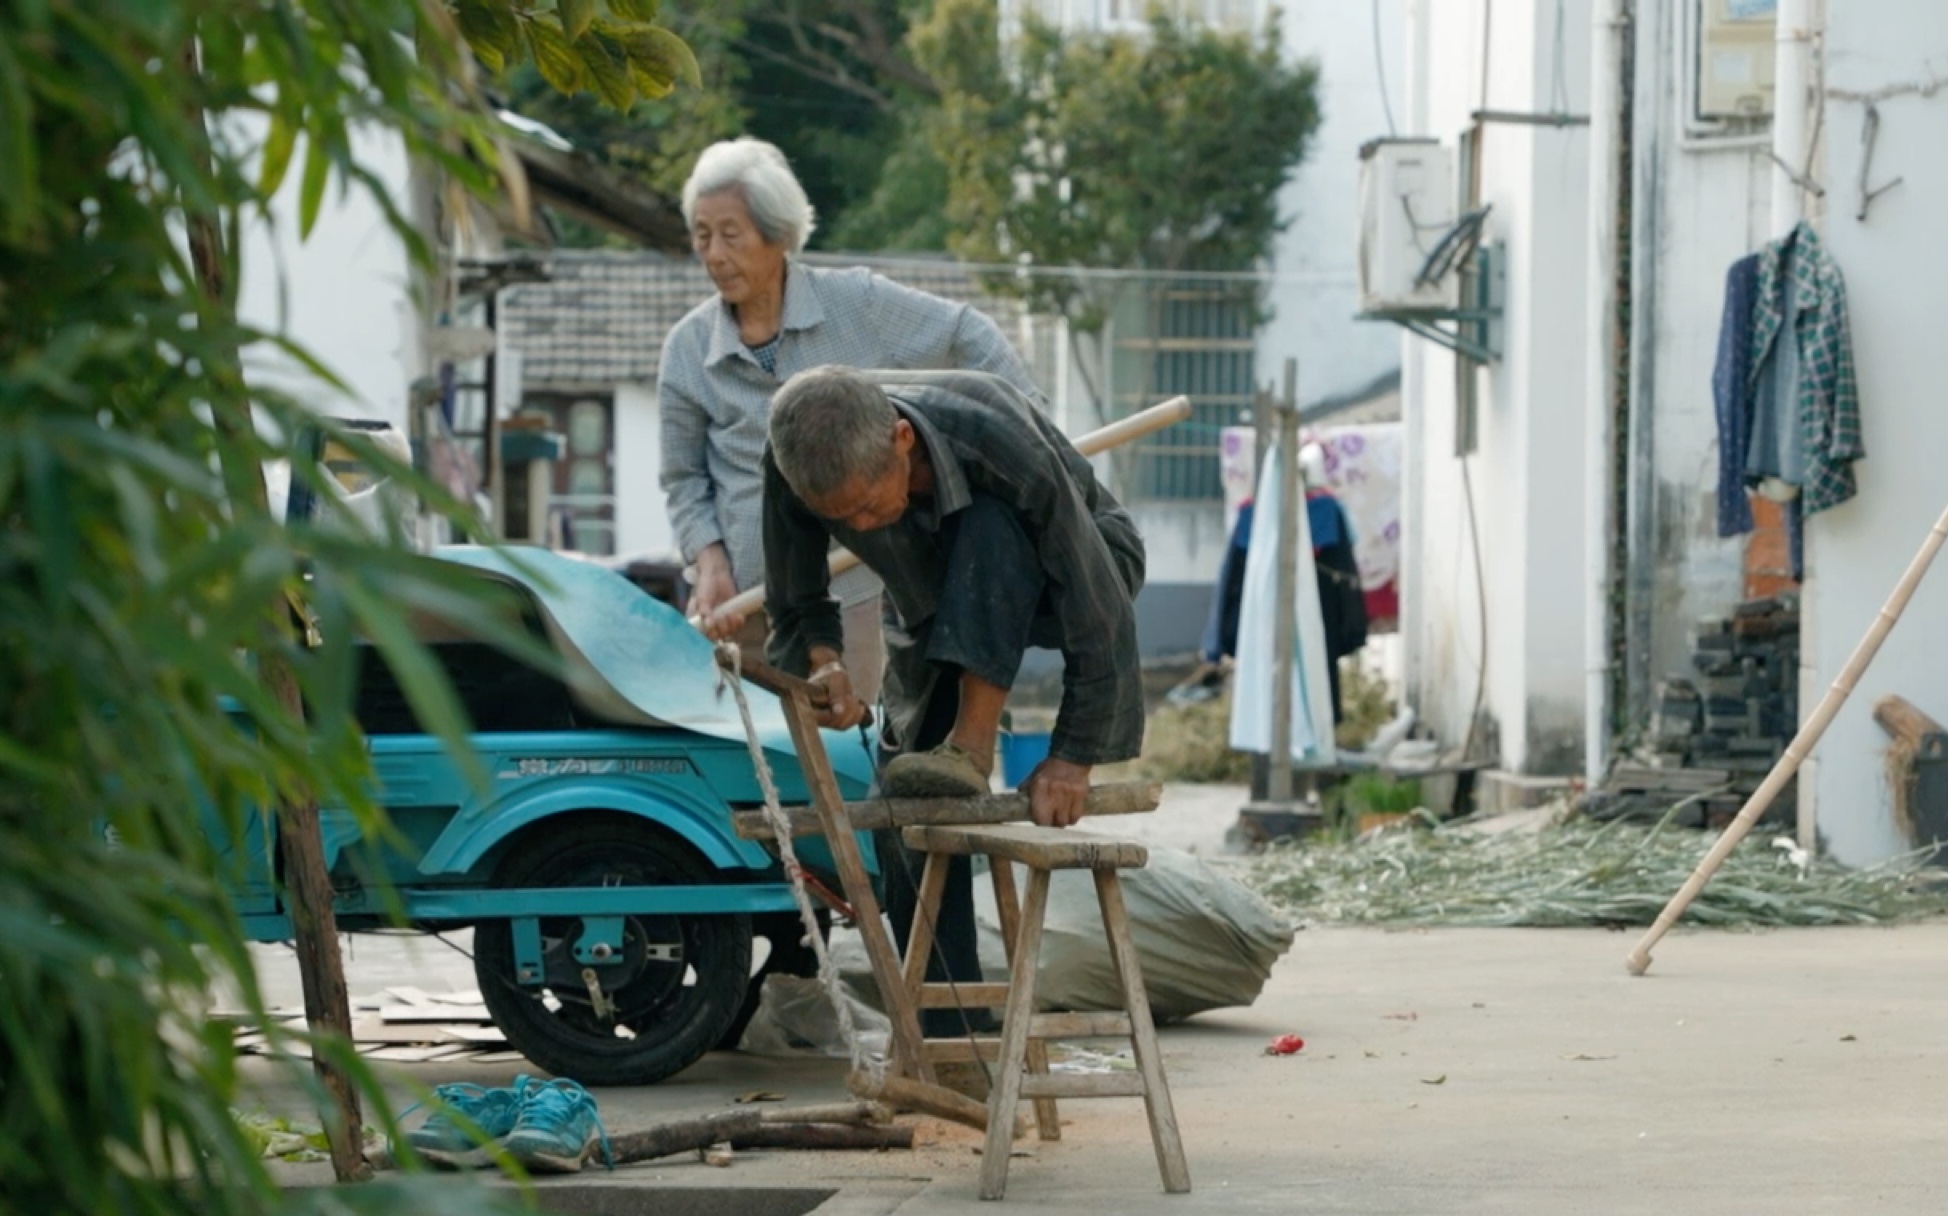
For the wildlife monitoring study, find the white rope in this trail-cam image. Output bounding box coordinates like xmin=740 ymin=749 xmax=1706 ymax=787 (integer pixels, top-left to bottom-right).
xmin=715 ymin=642 xmax=885 ymax=1085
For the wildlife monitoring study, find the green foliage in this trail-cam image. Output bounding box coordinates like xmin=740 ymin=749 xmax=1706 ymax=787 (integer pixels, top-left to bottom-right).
xmin=504 ymin=5 xmax=749 ymax=236
xmin=461 ymin=0 xmax=699 ymax=107
xmin=912 ymin=2 xmax=1322 ymax=336
xmin=503 ymin=0 xmax=941 ymax=251
xmin=0 ymin=0 xmax=691 ymax=1212
xmin=825 ymin=106 xmax=955 ymax=251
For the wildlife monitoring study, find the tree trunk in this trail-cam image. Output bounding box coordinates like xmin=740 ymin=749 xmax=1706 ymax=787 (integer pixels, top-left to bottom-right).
xmin=182 ymin=41 xmax=368 ymax=1182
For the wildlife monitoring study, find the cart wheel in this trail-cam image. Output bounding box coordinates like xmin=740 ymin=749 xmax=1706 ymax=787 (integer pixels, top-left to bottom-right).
xmin=474 ymin=822 xmax=751 ymax=1086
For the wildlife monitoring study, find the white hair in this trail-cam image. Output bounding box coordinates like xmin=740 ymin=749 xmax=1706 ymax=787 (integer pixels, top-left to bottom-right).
xmin=680 ymin=138 xmax=817 ymax=254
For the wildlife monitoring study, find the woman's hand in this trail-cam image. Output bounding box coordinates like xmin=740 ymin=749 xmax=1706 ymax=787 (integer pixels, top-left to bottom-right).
xmin=689 ymin=545 xmax=745 ymax=640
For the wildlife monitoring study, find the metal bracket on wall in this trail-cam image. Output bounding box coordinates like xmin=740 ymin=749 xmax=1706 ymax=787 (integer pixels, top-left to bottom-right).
xmin=1356 ymin=242 xmax=1507 ymax=366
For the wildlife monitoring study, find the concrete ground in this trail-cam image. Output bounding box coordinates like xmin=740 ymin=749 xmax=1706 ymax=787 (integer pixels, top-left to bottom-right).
xmin=257 ymin=786 xmax=1948 ymax=1214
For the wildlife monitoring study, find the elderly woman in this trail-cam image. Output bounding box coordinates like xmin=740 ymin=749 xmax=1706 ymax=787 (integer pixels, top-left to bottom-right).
xmin=659 ymin=137 xmax=1040 ymax=705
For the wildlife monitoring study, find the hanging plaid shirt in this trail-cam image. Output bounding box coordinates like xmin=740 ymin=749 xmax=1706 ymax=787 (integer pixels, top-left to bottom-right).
xmin=1750 ymin=222 xmax=1865 ymax=516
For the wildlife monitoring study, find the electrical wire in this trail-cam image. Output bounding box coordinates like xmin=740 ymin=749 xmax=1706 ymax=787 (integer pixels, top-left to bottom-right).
xmin=1371 ymin=0 xmax=1398 ymax=138
xmin=1456 ymin=0 xmax=1493 ymax=767
xmin=1457 ymin=450 xmax=1491 ymax=765
xmin=1551 ymin=0 xmax=1571 ymax=116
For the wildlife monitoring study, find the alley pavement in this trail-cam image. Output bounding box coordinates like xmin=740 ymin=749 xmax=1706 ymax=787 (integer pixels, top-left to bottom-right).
xmin=258 ymin=787 xmax=1948 ymax=1214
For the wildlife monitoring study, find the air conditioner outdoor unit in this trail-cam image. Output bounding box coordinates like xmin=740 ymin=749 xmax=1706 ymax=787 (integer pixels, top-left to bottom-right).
xmin=1357 ymin=137 xmax=1459 ymax=314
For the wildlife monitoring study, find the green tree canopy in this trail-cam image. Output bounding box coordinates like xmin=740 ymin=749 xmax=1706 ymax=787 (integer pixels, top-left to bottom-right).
xmin=911 ymin=1 xmax=1321 ymax=413
xmin=916 ymin=1 xmax=1321 ymax=304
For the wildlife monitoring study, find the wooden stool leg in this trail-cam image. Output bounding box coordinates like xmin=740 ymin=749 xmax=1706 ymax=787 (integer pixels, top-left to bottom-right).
xmin=981 ymin=866 xmax=1050 ymax=1201
xmin=990 ymin=860 xmax=1060 ymax=1141
xmin=1093 ymin=870 xmax=1191 ymax=1194
xmin=901 ymin=851 xmax=952 ymax=1018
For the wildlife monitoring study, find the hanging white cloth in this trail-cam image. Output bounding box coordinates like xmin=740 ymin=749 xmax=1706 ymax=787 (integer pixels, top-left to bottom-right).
xmin=1228 ymin=444 xmax=1338 ymax=767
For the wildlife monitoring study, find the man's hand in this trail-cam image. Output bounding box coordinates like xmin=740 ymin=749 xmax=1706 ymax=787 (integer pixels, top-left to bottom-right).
xmin=809 ymin=662 xmax=868 ymax=731
xmin=688 ymin=544 xmax=744 ymax=641
xmin=1023 ymin=757 xmax=1091 ymax=828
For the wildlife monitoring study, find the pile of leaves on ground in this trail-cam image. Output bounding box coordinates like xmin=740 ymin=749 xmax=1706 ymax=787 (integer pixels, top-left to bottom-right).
xmin=1244 ymin=809 xmax=1948 ymax=929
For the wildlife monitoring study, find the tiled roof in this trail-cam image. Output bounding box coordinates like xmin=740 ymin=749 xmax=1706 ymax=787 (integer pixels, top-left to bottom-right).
xmin=497 ymin=251 xmax=1031 ymax=390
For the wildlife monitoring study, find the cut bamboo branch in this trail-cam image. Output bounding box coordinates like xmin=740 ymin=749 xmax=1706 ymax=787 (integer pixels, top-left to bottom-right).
xmin=1626 ymin=500 xmax=1948 ymax=976
xmin=699 ymin=395 xmax=1192 ymax=625
xmin=609 ymin=1110 xmax=763 ymax=1165
xmin=733 ymin=781 xmax=1162 ymax=840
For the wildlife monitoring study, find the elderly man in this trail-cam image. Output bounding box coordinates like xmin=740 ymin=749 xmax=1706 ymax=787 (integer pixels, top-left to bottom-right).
xmin=738 ymin=366 xmax=1146 ymax=1029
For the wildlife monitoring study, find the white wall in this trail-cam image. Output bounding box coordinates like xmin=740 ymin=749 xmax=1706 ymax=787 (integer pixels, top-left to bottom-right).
xmin=237 ymin=124 xmax=421 ymax=431
xmin=1622 ymin=0 xmax=1773 ymax=716
xmin=613 ymin=382 xmax=679 ymax=560
xmin=1400 ymin=0 xmax=1591 ymax=773
xmin=1257 ymin=0 xmax=1405 ymax=409
xmin=1803 ymin=0 xmax=1948 ymax=863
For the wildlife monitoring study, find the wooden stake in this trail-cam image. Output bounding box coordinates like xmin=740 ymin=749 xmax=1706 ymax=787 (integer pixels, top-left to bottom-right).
xmin=181 ymin=46 xmax=366 ymax=1179
xmin=1626 ymin=500 xmax=1948 ymax=975
xmin=772 ymin=688 xmax=931 ymax=1082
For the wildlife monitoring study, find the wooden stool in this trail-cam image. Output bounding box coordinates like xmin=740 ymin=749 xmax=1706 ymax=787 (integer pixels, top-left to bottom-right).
xmin=900 ymin=823 xmax=1192 ymax=1201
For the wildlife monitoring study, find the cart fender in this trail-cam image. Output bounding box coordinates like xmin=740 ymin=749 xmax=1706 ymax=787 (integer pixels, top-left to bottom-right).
xmin=420 ymin=784 xmax=773 ymax=877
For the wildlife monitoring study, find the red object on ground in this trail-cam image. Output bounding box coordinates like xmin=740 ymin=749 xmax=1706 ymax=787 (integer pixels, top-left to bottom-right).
xmin=1266 ymin=1034 xmax=1305 ymax=1056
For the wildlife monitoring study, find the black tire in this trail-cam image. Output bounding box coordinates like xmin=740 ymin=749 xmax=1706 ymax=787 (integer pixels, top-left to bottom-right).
xmin=474 ymin=821 xmax=752 ymax=1086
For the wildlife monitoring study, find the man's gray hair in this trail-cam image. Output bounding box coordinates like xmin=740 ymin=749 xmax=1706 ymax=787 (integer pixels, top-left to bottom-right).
xmin=681 ymin=138 xmax=817 ymax=254
xmin=769 ymin=367 xmax=899 ymax=502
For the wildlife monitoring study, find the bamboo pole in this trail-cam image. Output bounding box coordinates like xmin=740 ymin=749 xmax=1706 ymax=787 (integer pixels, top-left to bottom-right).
xmin=1626 ymin=501 xmax=1948 ymax=975
xmin=700 ymin=395 xmax=1193 ymax=625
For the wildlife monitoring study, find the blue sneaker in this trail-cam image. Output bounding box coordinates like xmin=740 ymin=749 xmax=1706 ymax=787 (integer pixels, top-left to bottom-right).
xmin=501 ymin=1078 xmax=612 ymax=1174
xmin=395 ymin=1078 xmax=529 ymax=1169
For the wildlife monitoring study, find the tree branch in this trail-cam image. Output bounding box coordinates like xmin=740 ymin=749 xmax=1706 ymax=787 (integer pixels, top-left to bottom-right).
xmin=733 ymin=34 xmax=892 ymax=109
xmin=741 ymin=0 xmax=940 ymax=107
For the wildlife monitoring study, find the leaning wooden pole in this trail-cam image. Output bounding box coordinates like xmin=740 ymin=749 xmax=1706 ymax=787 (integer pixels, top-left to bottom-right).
xmin=182 ymin=42 xmax=367 ymax=1180
xmin=1626 ymin=500 xmax=1948 ymax=976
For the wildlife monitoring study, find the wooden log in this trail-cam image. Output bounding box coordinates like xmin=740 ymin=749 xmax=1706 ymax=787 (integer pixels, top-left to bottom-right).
xmin=759 ymin=1101 xmax=891 ymax=1127
xmin=730 ymin=1123 xmax=916 ymax=1152
xmin=609 ymin=1110 xmax=763 ymax=1165
xmin=1874 ymin=694 xmax=1947 ymax=747
xmin=733 ymin=781 xmax=1163 ymax=841
xmin=849 ymin=1070 xmax=1026 ymax=1140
